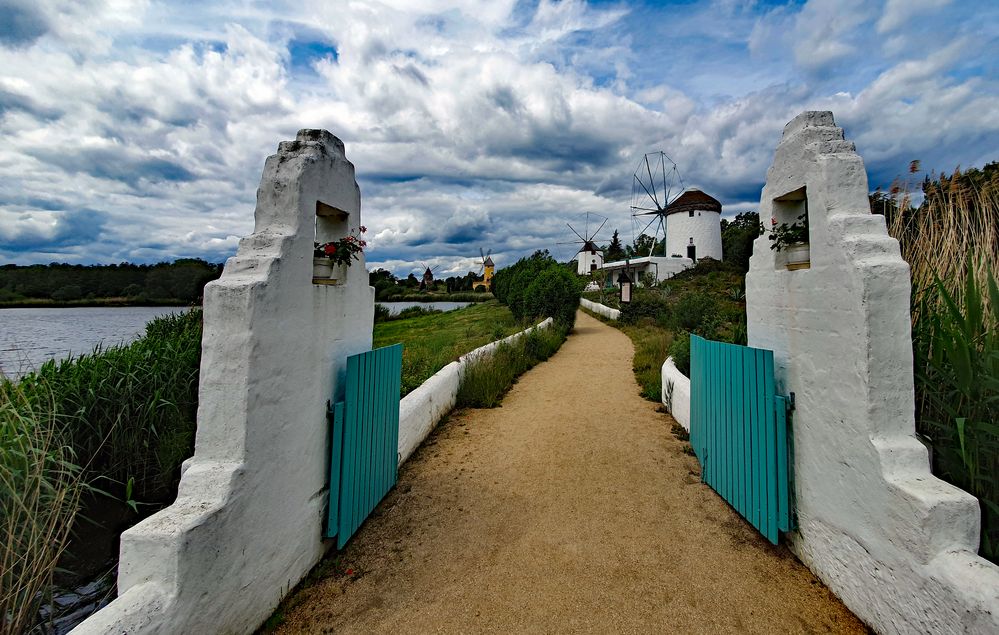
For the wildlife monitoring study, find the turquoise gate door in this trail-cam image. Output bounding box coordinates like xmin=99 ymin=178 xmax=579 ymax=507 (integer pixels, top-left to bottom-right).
xmin=689 ymin=335 xmax=794 ymax=544
xmin=325 ymin=344 xmax=402 ymax=548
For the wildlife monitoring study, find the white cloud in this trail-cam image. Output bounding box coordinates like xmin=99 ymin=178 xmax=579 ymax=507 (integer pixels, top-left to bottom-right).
xmin=0 ymin=0 xmax=995 ymax=277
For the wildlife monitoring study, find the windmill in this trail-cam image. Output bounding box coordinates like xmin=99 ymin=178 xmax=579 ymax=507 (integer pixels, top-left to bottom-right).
xmin=473 ymin=248 xmax=494 ymax=291
xmin=630 ymin=151 xmax=685 ymax=257
xmin=557 ymin=212 xmax=608 ymax=275
xmin=418 ymin=262 xmax=441 ymax=290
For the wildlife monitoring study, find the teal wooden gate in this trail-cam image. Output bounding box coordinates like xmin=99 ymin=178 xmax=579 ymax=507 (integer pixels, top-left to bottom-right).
xmin=325 ymin=344 xmax=402 ymax=548
xmin=689 ymin=335 xmax=794 ymax=544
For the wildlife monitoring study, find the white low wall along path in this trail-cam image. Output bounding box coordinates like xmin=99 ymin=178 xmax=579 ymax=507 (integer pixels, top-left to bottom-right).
xmin=579 ymin=297 xmax=620 ymax=321
xmin=660 ymin=357 xmax=690 ymax=432
xmin=397 ymin=318 xmax=554 ymax=464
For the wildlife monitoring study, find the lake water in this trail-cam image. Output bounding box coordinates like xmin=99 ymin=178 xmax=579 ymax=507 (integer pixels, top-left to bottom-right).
xmin=0 ymin=303 xmax=474 ymax=379
xmin=0 ymin=306 xmax=190 ymax=379
xmin=378 ymin=301 xmax=472 ymax=315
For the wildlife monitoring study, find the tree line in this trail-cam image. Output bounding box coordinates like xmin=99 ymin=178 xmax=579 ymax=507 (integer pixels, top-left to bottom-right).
xmin=0 ymin=259 xmax=224 ymax=305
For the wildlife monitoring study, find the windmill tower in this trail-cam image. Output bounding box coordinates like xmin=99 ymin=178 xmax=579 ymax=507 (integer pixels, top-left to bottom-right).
xmin=558 ymin=212 xmax=607 ymax=275
xmin=472 ymin=248 xmax=494 ymax=291
xmin=419 ymin=263 xmax=440 ymax=291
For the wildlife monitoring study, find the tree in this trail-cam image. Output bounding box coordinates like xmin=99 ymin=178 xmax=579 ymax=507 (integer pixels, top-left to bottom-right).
xmin=605 ymin=229 xmax=625 ymax=262
xmin=628 ymin=233 xmax=655 ymax=258
xmin=720 ymin=211 xmax=762 ymax=272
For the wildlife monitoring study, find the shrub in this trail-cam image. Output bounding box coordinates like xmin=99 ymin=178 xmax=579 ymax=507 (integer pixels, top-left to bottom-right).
xmin=374 ymin=304 xmax=391 ymax=323
xmin=619 ymin=293 xmax=670 ymax=325
xmin=668 ymin=332 xmax=691 ymax=376
xmin=671 ymin=290 xmax=719 ymax=335
xmin=523 ymin=266 xmax=582 ymax=327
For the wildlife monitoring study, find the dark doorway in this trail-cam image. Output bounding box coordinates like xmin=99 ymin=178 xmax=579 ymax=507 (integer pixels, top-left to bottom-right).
xmin=687 ymin=244 xmax=696 ymax=261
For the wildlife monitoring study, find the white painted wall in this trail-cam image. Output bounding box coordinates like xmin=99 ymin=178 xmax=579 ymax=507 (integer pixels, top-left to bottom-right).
xmin=73 ymin=130 xmax=375 ymax=635
xmin=576 ymin=249 xmax=604 ymax=276
xmin=746 ymin=111 xmax=999 ymax=633
xmin=665 ymin=209 xmax=722 ymax=260
xmin=599 ymin=256 xmax=692 ymax=286
xmin=397 ymin=318 xmax=554 ymax=464
xmin=579 ymin=298 xmax=620 ymax=320
xmin=661 ymin=357 xmax=690 ymax=431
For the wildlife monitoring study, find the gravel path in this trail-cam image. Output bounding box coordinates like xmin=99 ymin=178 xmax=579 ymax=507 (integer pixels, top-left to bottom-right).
xmin=273 ymin=310 xmax=865 ymax=634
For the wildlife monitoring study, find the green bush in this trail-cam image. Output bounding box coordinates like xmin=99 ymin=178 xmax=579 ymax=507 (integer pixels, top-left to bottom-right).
xmin=668 ymin=332 xmax=691 ymax=376
xmin=619 ymin=293 xmax=670 ymax=325
xmin=523 ymin=266 xmax=582 ymax=327
xmin=671 ymin=290 xmax=719 ymax=335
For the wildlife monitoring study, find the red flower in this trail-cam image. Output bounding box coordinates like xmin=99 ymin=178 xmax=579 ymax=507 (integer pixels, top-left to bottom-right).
xmin=324 ymin=244 xmax=337 ymax=255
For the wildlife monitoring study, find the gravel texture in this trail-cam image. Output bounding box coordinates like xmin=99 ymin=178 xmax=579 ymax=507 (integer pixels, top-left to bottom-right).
xmin=272 ymin=310 xmax=866 ymax=634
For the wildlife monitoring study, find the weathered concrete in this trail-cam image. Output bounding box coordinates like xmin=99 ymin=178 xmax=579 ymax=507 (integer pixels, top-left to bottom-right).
xmin=746 ymin=111 xmax=999 ymax=633
xmin=73 ymin=130 xmax=374 ymax=634
xmin=661 ymin=356 xmax=690 ymax=431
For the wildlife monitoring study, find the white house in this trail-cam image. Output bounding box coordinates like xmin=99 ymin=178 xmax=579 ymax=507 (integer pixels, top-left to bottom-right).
xmin=601 ymin=189 xmax=723 ymax=285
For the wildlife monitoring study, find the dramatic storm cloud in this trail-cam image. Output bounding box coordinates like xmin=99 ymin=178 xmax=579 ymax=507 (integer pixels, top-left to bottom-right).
xmin=1 ymin=0 xmax=996 ymax=277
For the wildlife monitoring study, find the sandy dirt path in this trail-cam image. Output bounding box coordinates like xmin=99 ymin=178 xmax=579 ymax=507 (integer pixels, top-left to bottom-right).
xmin=274 ymin=310 xmax=865 ymax=634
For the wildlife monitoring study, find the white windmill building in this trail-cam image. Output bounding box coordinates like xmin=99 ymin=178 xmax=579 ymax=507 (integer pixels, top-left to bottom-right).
xmin=557 ymin=212 xmax=607 ymax=275
xmin=600 ymin=152 xmax=724 ymax=286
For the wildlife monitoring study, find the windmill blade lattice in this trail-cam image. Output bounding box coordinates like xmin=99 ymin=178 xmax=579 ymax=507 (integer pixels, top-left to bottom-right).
xmin=630 ymin=151 xmax=684 ymax=257
xmin=556 ymin=211 xmax=608 ymax=260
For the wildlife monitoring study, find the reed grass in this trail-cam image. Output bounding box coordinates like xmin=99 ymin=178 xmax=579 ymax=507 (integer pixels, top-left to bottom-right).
xmin=14 ymin=309 xmax=202 ymax=500
xmin=883 ymin=166 xmax=999 ymax=563
xmin=1 ymin=380 xmax=84 ymax=635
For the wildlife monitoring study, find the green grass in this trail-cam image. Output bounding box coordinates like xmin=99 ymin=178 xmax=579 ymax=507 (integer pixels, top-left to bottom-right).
xmin=1 ymin=380 xmax=85 ymax=635
xmin=582 ymin=261 xmax=745 ymax=403
xmin=373 ymin=300 xmax=523 ymax=396
xmin=456 ymin=325 xmax=568 ymax=408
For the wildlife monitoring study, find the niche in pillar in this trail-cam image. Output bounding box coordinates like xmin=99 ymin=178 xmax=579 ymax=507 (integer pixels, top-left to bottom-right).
xmin=314 ymin=200 xmax=349 ymax=284
xmin=772 ymin=186 xmax=810 ymax=270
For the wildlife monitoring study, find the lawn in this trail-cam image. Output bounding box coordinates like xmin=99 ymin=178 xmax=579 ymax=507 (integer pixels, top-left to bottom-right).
xmin=373 ymin=300 xmax=522 ymax=396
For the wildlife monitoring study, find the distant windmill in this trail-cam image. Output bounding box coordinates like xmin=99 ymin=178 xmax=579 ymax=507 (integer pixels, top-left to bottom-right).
xmin=473 ymin=248 xmax=494 ymax=291
xmin=419 ymin=262 xmax=441 ymax=290
xmin=557 ymin=212 xmax=607 ymax=275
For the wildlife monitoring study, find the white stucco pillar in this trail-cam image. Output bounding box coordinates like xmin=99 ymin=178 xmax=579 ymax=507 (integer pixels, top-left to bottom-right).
xmin=746 ymin=111 xmax=998 ymax=633
xmin=73 ymin=130 xmax=374 ymax=634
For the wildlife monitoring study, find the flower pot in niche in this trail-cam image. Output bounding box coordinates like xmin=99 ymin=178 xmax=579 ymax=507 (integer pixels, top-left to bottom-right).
xmin=785 ymin=242 xmax=810 ymax=270
xmin=329 ymin=262 xmax=348 ymax=284
xmin=313 ymin=257 xmax=333 ymax=280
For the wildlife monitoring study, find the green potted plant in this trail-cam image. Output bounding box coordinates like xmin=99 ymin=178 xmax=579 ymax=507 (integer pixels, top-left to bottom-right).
xmin=768 ymin=213 xmax=809 ymax=269
xmin=314 ymin=226 xmax=367 ymax=282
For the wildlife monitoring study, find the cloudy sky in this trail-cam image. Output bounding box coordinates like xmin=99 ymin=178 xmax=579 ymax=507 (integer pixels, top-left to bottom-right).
xmin=1 ymin=0 xmax=997 ymax=277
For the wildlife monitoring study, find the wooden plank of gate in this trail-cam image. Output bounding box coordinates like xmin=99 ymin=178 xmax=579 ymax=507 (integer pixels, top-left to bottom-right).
xmin=776 ymin=395 xmax=791 ymax=532
xmin=762 ymin=348 xmax=778 ymax=544
xmin=753 ymin=347 xmax=765 ymax=532
xmin=325 ymin=401 xmax=345 ymax=539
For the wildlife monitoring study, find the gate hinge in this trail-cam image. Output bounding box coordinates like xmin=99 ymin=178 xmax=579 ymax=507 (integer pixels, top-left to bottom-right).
xmin=788 ymin=392 xmax=796 ymax=412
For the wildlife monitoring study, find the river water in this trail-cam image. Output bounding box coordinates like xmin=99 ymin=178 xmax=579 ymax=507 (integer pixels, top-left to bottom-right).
xmin=0 ymin=302 xmax=473 ymax=379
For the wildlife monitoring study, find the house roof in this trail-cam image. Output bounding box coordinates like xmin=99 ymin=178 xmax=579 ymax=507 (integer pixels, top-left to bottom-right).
xmin=483 ymin=256 xmax=494 ymax=267
xmin=582 ymin=241 xmax=600 ymax=253
xmin=666 ymin=189 xmax=722 ymax=215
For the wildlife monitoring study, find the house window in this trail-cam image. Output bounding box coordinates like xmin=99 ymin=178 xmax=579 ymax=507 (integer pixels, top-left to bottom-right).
xmin=590 ymin=263 xmax=597 ymax=272
xmin=688 ymin=210 xmax=694 ymax=217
